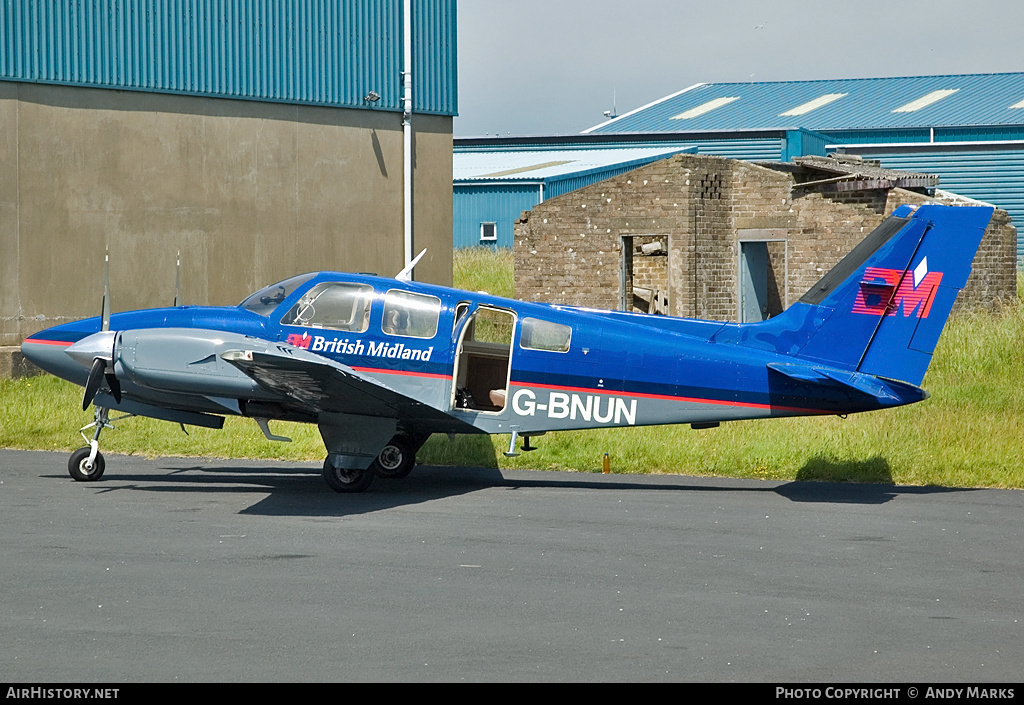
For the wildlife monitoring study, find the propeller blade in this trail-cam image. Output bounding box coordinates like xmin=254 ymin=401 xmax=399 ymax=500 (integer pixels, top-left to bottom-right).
xmin=83 ymin=358 xmax=106 ymax=411
xmin=101 ymin=248 xmax=111 ymax=332
xmin=174 ymin=250 xmax=182 ymax=307
xmin=105 ymin=373 xmax=122 ymax=404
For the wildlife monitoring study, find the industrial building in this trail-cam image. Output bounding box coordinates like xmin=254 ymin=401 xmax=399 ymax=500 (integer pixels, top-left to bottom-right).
xmin=586 ymin=72 xmax=1024 ymax=259
xmin=1 ymin=0 xmax=457 ymax=347
xmin=465 ymin=73 xmax=1024 ymax=259
xmin=453 ymin=145 xmax=694 ymax=248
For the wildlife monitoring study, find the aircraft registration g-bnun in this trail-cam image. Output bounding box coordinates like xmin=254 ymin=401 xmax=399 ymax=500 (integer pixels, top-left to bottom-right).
xmin=22 ymin=203 xmax=993 ymax=493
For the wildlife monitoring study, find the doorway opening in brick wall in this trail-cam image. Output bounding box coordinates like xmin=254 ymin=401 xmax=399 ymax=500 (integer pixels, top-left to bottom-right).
xmin=620 ymin=235 xmax=670 ymax=314
xmin=737 ymin=234 xmax=787 ymax=323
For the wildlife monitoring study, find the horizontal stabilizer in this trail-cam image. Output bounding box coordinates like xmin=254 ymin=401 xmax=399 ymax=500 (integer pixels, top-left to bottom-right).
xmin=766 ymin=363 xmax=907 ymax=402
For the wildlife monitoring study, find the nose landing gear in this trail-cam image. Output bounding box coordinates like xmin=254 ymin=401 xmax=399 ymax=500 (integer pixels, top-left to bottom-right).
xmin=68 ymin=407 xmax=130 ymax=482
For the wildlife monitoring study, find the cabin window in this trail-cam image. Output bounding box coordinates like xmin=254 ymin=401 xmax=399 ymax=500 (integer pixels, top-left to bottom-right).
xmin=382 ymin=290 xmax=441 ymax=339
xmin=480 ymin=222 xmax=497 ymax=243
xmin=280 ymin=282 xmax=372 ymax=332
xmin=520 ymin=317 xmax=572 ymax=353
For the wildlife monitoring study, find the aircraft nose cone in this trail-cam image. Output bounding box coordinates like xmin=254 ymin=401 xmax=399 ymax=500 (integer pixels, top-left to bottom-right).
xmin=65 ymin=330 xmax=117 ymax=368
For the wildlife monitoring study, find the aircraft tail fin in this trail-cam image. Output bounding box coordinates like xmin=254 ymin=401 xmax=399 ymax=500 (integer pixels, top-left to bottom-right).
xmin=739 ymin=203 xmax=993 ymax=387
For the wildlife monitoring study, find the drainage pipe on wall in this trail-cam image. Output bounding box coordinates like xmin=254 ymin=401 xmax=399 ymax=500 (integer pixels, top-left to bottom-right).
xmin=402 ymin=0 xmax=414 ymax=274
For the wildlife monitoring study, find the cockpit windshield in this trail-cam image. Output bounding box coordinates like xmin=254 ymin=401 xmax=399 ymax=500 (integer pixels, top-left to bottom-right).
xmin=238 ymin=273 xmax=317 ymax=316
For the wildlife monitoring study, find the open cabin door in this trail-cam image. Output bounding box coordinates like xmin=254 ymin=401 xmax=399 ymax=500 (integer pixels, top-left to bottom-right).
xmin=450 ymin=305 xmax=516 ymax=414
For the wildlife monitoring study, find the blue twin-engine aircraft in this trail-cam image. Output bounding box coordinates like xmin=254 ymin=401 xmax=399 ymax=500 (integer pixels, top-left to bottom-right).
xmin=22 ymin=203 xmax=993 ymax=493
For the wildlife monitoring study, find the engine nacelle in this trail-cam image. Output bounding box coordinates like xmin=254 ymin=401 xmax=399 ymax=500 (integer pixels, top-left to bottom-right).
xmin=114 ymin=328 xmax=274 ymax=399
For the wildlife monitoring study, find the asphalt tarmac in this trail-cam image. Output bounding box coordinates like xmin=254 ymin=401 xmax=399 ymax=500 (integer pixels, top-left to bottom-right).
xmin=1 ymin=449 xmax=1021 ymax=683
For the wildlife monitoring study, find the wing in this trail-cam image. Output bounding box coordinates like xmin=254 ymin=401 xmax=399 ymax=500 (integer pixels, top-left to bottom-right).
xmin=221 ymin=346 xmax=475 ymax=432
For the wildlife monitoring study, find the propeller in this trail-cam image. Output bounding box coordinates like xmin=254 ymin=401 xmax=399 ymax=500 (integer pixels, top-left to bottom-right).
xmin=83 ymin=358 xmax=106 ymax=411
xmin=174 ymin=250 xmax=182 ymax=307
xmin=81 ymin=355 xmax=121 ymax=410
xmin=105 ymin=370 xmax=122 ymax=404
xmin=79 ymin=248 xmax=122 ymax=410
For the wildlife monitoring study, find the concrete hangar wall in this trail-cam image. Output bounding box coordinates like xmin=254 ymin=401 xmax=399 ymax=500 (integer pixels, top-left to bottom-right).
xmin=0 ymin=0 xmax=457 ymax=346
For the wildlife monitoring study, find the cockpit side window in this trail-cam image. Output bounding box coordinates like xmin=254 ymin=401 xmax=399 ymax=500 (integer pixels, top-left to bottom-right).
xmin=520 ymin=317 xmax=572 ymax=353
xmin=239 ymin=273 xmax=317 ymax=316
xmin=382 ymin=290 xmax=441 ymax=339
xmin=280 ymin=282 xmax=373 ymax=332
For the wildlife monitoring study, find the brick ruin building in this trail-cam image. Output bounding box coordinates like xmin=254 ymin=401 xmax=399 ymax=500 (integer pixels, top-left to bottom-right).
xmin=513 ymin=153 xmax=1017 ymax=321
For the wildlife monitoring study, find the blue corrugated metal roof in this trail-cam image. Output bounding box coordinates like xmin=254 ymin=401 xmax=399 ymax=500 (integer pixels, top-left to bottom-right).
xmin=453 ymin=146 xmax=695 ymax=249
xmin=454 ymin=147 xmax=692 ymax=183
xmin=585 ymin=74 xmax=1024 ymax=134
xmin=0 ymin=0 xmax=457 ymax=115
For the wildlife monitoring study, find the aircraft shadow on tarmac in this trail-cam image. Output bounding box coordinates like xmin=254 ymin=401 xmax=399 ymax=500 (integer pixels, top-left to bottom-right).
xmin=56 ymin=455 xmax=978 ymax=517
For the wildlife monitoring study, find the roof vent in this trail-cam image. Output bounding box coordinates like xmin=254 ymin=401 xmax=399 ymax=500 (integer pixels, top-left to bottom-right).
xmin=892 ymin=89 xmax=959 ymax=113
xmin=671 ymin=96 xmax=740 ymax=120
xmin=779 ymin=93 xmax=848 ymax=117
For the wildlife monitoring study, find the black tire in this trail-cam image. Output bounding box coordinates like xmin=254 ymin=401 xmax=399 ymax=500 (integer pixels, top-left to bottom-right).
xmin=322 ymin=457 xmax=374 ymax=493
xmin=68 ymin=447 xmax=105 ymax=482
xmin=371 ymin=435 xmax=416 ymax=479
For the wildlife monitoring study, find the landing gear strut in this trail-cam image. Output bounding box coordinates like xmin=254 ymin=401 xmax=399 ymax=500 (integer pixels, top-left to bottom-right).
xmin=68 ymin=407 xmax=114 ymax=482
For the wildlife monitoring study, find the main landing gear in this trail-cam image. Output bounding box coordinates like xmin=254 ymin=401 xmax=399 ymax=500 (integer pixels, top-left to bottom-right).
xmin=321 ymin=433 xmax=424 ymax=493
xmin=371 ymin=435 xmax=417 ymax=479
xmin=321 ymin=458 xmax=375 ymax=493
xmin=68 ymin=407 xmax=117 ymax=482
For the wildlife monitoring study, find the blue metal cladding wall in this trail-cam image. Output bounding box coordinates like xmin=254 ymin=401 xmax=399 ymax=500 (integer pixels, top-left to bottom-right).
xmin=781 ymin=129 xmax=831 ymax=162
xmin=413 ymin=0 xmax=456 ymax=115
xmin=453 ymin=184 xmax=541 ymax=249
xmin=544 ymin=162 xmax=685 ymax=200
xmin=454 ymin=163 xmax=697 ymax=249
xmin=0 ymin=0 xmax=457 ymax=114
xmin=822 ymin=126 xmax=1024 ymax=145
xmin=688 ymin=137 xmax=784 ymax=161
xmin=853 ymin=147 xmax=1024 ymax=258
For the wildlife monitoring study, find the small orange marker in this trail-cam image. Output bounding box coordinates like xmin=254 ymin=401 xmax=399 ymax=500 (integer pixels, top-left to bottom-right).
xmin=602 ymin=452 xmax=610 ymax=474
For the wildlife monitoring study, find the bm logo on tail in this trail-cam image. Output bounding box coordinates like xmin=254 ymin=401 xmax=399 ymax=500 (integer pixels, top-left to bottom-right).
xmin=852 ymin=260 xmax=943 ymax=318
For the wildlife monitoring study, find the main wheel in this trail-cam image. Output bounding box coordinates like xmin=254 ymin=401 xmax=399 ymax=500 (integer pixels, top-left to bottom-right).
xmin=68 ymin=447 xmax=105 ymax=482
xmin=371 ymin=435 xmax=416 ymax=479
xmin=322 ymin=458 xmax=374 ymax=493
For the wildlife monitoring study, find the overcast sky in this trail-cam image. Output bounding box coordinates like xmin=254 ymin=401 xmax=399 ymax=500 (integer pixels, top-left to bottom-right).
xmin=453 ymin=0 xmax=1024 ymax=137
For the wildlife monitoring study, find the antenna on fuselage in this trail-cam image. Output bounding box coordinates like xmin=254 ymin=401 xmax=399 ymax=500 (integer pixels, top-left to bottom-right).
xmin=396 ymin=248 xmax=426 ymax=281
xmin=173 ymin=250 xmax=182 ymax=307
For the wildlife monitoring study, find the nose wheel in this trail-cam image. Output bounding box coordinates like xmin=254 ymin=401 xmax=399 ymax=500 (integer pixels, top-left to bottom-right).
xmin=68 ymin=446 xmax=105 ymax=481
xmin=68 ymin=407 xmax=125 ymax=482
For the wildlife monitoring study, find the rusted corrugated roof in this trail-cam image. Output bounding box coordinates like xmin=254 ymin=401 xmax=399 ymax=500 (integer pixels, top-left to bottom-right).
xmin=788 ymin=154 xmax=939 ymax=191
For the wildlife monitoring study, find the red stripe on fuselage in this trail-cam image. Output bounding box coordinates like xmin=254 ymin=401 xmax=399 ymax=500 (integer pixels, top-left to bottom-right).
xmin=22 ymin=338 xmax=72 ymax=347
xmin=351 ymin=365 xmax=451 ymax=381
xmin=510 ymin=381 xmax=828 ymax=415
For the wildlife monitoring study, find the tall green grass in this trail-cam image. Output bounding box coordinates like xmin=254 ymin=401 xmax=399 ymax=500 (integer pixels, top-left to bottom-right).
xmin=2 ymin=249 xmax=1021 ymax=488
xmin=453 ymin=246 xmax=514 ymax=298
